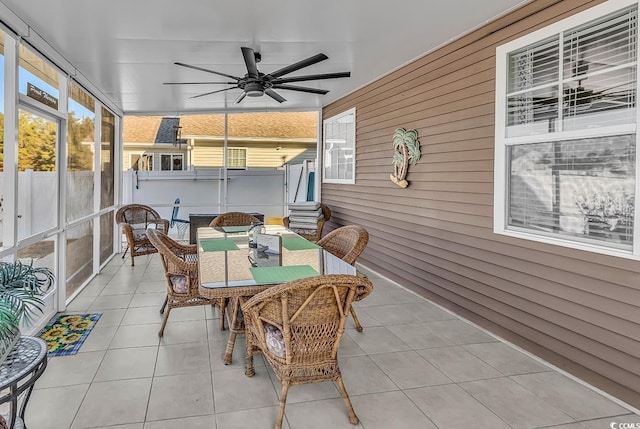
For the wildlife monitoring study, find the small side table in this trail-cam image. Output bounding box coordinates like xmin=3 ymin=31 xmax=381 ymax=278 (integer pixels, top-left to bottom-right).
xmin=0 ymin=337 xmax=47 ymax=429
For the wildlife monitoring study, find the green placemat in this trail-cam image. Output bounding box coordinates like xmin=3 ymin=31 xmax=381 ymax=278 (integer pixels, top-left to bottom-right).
xmin=282 ymin=237 xmax=320 ymax=250
xmin=250 ymin=265 xmax=319 ymax=284
xmin=201 ymin=239 xmax=240 ymax=252
xmin=221 ymin=225 xmax=251 ymax=233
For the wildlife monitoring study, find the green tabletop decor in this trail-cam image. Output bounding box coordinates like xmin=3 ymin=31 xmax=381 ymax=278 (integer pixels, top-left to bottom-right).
xmin=201 ymin=239 xmax=240 ymax=252
xmin=250 ymin=265 xmax=319 ymax=284
xmin=282 ymin=237 xmax=320 ymax=251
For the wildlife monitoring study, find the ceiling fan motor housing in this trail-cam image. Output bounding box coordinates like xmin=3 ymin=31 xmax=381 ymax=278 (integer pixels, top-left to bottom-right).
xmin=244 ymin=81 xmax=265 ymax=97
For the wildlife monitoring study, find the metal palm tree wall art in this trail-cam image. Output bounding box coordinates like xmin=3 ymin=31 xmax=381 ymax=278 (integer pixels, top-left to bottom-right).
xmin=390 ymin=128 xmax=421 ymax=188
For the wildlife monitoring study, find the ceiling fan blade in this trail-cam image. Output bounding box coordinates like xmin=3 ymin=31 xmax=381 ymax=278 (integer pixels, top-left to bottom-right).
xmin=272 ymin=84 xmax=329 ymax=95
xmin=269 ymin=53 xmax=328 ymax=78
xmin=273 ymin=72 xmax=351 ymax=84
xmin=234 ymin=92 xmax=247 ymax=104
xmin=241 ymin=47 xmax=260 ymax=79
xmin=164 ymin=81 xmax=235 ymax=85
xmin=189 ymin=87 xmax=236 ymax=99
xmin=174 ymin=62 xmax=241 ymax=81
xmin=264 ymin=88 xmax=286 ymax=103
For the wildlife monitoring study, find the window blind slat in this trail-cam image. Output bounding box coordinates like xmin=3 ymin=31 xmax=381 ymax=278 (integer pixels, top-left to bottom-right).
xmin=508 ymin=37 xmax=559 ymax=93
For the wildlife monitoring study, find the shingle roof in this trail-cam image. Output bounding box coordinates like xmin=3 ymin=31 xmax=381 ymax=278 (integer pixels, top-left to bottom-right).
xmin=123 ymin=116 xmax=163 ymax=143
xmin=155 ymin=117 xmax=180 ymax=143
xmin=123 ymin=112 xmax=317 ymax=143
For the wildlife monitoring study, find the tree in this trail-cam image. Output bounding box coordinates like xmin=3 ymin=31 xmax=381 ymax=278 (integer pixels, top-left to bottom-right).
xmin=67 ymin=111 xmax=94 ymax=171
xmin=18 ymin=111 xmax=57 ymax=171
xmin=0 ymin=110 xmax=94 ymax=173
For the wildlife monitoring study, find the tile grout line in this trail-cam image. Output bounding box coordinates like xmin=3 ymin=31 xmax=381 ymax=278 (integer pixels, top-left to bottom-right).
xmin=357 ymin=263 xmax=640 ymax=416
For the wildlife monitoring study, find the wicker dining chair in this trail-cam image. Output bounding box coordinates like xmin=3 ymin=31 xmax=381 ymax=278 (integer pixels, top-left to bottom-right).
xmin=242 ymin=274 xmax=373 ymax=429
xmin=146 ymin=228 xmax=224 ymax=336
xmin=208 ymin=211 xmax=261 ymax=329
xmin=116 ymin=204 xmax=169 ymax=266
xmin=317 ymin=225 xmax=370 ymax=332
xmin=209 ymin=211 xmax=261 ymax=227
xmin=283 ymin=203 xmax=331 ymax=242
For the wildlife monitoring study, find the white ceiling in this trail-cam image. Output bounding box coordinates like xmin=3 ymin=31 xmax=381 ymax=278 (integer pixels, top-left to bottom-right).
xmin=1 ymin=0 xmax=528 ymax=115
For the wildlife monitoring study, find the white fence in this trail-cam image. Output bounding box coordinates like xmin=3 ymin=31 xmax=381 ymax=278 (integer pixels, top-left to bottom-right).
xmin=1 ymin=170 xmax=94 ymax=241
xmin=122 ymin=168 xmax=290 ymax=228
xmin=1 ymin=164 xmax=314 ymax=243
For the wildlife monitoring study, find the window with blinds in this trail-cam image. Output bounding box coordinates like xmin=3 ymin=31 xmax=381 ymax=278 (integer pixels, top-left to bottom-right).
xmin=506 ymin=6 xmax=637 ymax=137
xmin=495 ymin=0 xmax=640 ymax=257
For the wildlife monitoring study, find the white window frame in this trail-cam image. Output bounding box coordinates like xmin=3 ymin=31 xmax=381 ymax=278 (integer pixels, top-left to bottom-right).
xmin=226 ymin=147 xmax=247 ymax=170
xmin=494 ymin=0 xmax=640 ymax=260
xmin=159 ymin=153 xmax=184 ymax=171
xmin=322 ymin=107 xmax=356 ymax=184
xmin=129 ymin=153 xmax=139 ymax=171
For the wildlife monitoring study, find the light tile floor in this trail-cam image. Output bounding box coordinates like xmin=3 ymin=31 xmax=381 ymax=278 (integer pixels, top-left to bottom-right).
xmin=21 ymin=253 xmax=640 ymax=429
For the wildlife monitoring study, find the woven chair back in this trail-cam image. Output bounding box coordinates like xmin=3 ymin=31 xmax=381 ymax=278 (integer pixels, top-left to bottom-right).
xmin=116 ymin=204 xmax=162 ymax=227
xmin=243 ymin=274 xmax=372 ymax=369
xmin=146 ymin=229 xmax=198 ymax=286
xmin=209 ymin=212 xmax=260 ymax=227
xmin=317 ymin=225 xmax=369 ymax=265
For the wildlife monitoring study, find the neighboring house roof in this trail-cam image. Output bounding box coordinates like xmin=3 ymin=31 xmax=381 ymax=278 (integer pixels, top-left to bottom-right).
xmin=123 ymin=112 xmax=317 ymax=143
xmin=155 ymin=117 xmax=180 ymax=143
xmin=123 ymin=116 xmax=163 ymax=143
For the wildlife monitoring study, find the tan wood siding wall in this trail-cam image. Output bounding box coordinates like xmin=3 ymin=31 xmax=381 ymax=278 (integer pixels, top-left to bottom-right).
xmin=192 ymin=140 xmax=316 ymax=168
xmin=322 ymin=0 xmax=640 ymax=407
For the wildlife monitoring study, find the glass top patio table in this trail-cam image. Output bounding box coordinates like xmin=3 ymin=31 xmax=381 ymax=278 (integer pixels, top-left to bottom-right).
xmin=196 ymin=224 xmax=356 ymax=365
xmin=197 ymin=224 xmax=355 ymax=295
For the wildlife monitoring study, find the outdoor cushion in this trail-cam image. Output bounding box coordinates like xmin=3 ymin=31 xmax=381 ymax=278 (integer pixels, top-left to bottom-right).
xmin=264 ymin=323 xmax=286 ymax=358
xmin=132 ymin=229 xmax=148 ymax=241
xmin=291 ymin=211 xmax=319 ymax=217
xmin=290 ymin=218 xmax=322 ymax=225
xmin=169 ymin=274 xmax=188 ymax=294
xmin=288 ymin=202 xmax=320 ymax=211
xmin=289 ymin=222 xmax=319 ymax=230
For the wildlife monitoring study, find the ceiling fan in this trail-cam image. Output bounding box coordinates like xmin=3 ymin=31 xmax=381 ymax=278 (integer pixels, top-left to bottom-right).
xmin=531 ymin=60 xmax=633 ymax=112
xmin=164 ymin=47 xmax=350 ymax=103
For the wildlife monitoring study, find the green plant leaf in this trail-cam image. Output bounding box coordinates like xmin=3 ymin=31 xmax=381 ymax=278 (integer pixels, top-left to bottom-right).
xmin=0 ymin=260 xmax=54 ymax=342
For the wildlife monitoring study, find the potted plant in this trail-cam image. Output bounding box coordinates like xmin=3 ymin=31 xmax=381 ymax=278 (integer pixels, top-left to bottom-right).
xmin=0 ymin=260 xmax=54 ymax=365
xmin=574 ymin=190 xmax=634 ymax=242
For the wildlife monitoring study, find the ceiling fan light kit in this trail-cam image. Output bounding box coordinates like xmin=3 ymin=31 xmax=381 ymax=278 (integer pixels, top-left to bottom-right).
xmin=165 ymin=47 xmax=350 ymax=103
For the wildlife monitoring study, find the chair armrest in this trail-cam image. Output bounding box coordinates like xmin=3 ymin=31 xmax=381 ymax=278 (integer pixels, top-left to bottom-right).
xmin=119 ymin=222 xmax=134 ymax=239
xmin=118 ymin=223 xmax=136 ymax=252
xmin=166 ymin=240 xmax=197 ymax=259
xmin=315 ymin=218 xmax=327 ymax=241
xmin=178 ymin=243 xmax=198 ymax=256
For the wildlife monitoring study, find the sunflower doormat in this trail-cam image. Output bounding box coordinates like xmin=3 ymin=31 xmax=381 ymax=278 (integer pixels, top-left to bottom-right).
xmin=39 ymin=313 xmax=102 ymax=357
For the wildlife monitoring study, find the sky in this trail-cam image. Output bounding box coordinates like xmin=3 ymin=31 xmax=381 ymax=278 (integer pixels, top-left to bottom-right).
xmin=0 ymin=54 xmax=93 ymax=119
